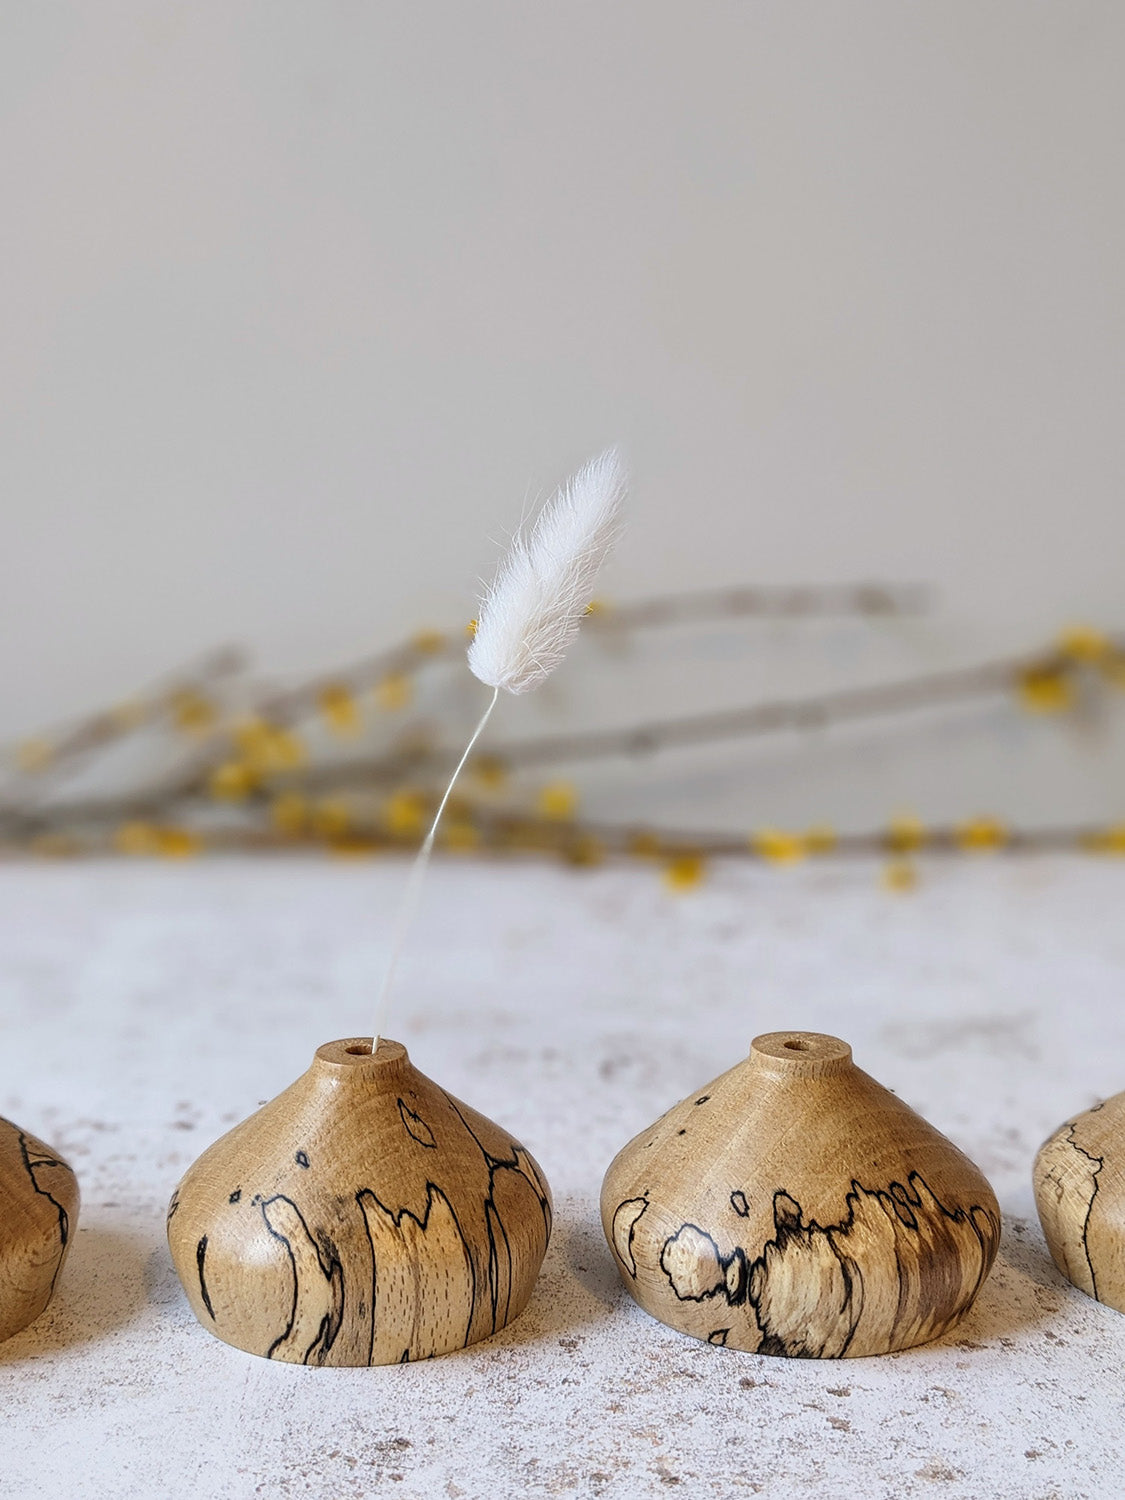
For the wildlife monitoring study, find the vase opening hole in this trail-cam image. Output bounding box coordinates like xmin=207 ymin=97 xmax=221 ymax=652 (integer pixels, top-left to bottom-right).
xmin=345 ymin=1044 xmax=371 ymax=1055
xmin=783 ymin=1038 xmax=811 ymax=1051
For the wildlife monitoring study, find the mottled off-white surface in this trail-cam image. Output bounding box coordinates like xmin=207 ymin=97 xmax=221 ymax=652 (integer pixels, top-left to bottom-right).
xmin=1 ymin=856 xmax=1123 ymax=1499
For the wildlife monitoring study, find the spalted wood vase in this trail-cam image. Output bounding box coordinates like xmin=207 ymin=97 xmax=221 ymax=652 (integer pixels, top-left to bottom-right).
xmin=167 ymin=1038 xmax=552 ymax=1365
xmin=0 ymin=1115 xmax=79 ymax=1341
xmin=1034 ymin=1091 xmax=1125 ymax=1313
xmin=601 ymin=1032 xmax=1001 ymax=1357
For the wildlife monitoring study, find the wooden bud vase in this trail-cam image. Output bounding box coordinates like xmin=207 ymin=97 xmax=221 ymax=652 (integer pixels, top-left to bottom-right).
xmin=1034 ymin=1091 xmax=1125 ymax=1313
xmin=167 ymin=1038 xmax=552 ymax=1366
xmin=0 ymin=1114 xmax=79 ymax=1341
xmin=601 ymin=1032 xmax=1001 ymax=1358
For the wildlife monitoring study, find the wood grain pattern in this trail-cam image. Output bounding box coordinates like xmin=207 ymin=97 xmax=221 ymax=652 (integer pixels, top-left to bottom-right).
xmin=167 ymin=1039 xmax=552 ymax=1365
xmin=601 ymin=1032 xmax=1000 ymax=1357
xmin=0 ymin=1115 xmax=79 ymax=1342
xmin=1034 ymin=1090 xmax=1125 ymax=1312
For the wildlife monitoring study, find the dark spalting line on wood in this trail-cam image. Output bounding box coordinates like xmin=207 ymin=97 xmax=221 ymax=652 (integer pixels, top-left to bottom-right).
xmin=485 ymin=1200 xmax=512 ymax=1330
xmin=259 ymin=1197 xmax=299 ymax=1361
xmin=196 ymin=1235 xmax=215 ymax=1319
xmin=485 ymin=1207 xmax=499 ymax=1327
xmin=259 ymin=1193 xmax=345 ymax=1364
xmin=229 ymin=1188 xmax=242 ymax=1204
xmin=660 ymin=1223 xmax=748 ymax=1306
xmin=216 ymin=1102 xmax=548 ymax=1365
xmin=832 ymin=1234 xmax=863 ymax=1360
xmin=166 ymin=1190 xmax=180 ymax=1223
xmin=398 ymin=1099 xmax=437 ymax=1148
xmin=437 ymin=1092 xmax=553 ymax=1347
xmin=17 ymin=1133 xmax=71 ymax=1272
xmin=730 ymin=1191 xmax=749 ymax=1218
xmin=708 ymin=1328 xmax=729 ymax=1345
xmin=1063 ymin=1121 xmax=1105 ymax=1301
xmin=306 ymin=1228 xmax=345 ymax=1365
xmin=356 ymin=1198 xmax=379 ymax=1367
xmin=630 ymin=1170 xmax=999 ymax=1358
xmin=444 ymin=1092 xmax=555 ymax=1242
xmin=747 ymin=1192 xmax=862 ymax=1358
xmin=440 ymin=1091 xmax=553 ymax=1246
xmin=751 ymin=1176 xmax=998 ymax=1357
xmin=610 ymin=1196 xmax=649 ymax=1278
xmin=357 ymin=1181 xmax=477 ymax=1354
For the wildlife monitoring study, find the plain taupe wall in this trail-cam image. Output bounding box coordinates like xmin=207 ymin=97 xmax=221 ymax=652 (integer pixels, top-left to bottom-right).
xmin=2 ymin=3 xmax=1122 ymax=829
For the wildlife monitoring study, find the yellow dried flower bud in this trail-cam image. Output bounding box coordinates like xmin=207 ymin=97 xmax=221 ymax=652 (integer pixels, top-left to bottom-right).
xmin=1058 ymin=625 xmax=1112 ymax=663
xmin=171 ymin=690 xmax=216 ymax=735
xmin=385 ymin=789 xmax=428 ymax=839
xmin=803 ymin=825 xmax=837 ymax=855
xmin=955 ymin=816 xmax=1008 ymax=852
xmin=375 ymin=673 xmax=413 ymax=712
xmin=233 ymin=718 xmax=273 ymax=763
xmin=472 ymin=755 xmax=507 ymax=790
xmin=267 ymin=730 xmax=307 ymax=771
xmin=751 ymin=829 xmax=806 ymax=864
xmin=156 ymin=827 xmax=202 ymax=859
xmin=231 ymin=722 xmax=300 ymax=774
xmin=319 ymin=684 xmax=361 ymax=737
xmin=1017 ymin=665 xmax=1073 ymax=714
xmin=208 ymin=761 xmax=258 ymax=801
xmin=537 ymin=781 xmax=578 ymax=822
xmin=886 ymin=814 xmax=925 ymax=854
xmin=412 ymin=629 xmax=447 ymax=655
xmin=564 ymin=834 xmax=604 ymax=867
xmin=570 ymin=833 xmax=605 ymax=866
xmin=663 ymin=852 xmax=707 ymax=891
xmin=1082 ymin=824 xmax=1125 ymax=855
xmin=626 ymin=829 xmax=663 ymax=859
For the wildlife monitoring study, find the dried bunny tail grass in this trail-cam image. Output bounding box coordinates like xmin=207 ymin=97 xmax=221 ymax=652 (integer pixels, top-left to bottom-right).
xmin=371 ymin=446 xmax=625 ymax=1049
xmin=468 ymin=447 xmax=627 ymax=695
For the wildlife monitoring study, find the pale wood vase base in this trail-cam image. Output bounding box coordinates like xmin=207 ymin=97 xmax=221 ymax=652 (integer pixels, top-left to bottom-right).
xmin=1034 ymin=1090 xmax=1125 ymax=1313
xmin=167 ymin=1038 xmax=552 ymax=1366
xmin=601 ymin=1032 xmax=1001 ymax=1358
xmin=0 ymin=1115 xmax=79 ymax=1342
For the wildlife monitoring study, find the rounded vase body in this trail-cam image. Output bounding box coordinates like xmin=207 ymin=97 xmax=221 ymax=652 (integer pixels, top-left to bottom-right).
xmin=0 ymin=1115 xmax=79 ymax=1341
xmin=168 ymin=1038 xmax=552 ymax=1365
xmin=1034 ymin=1089 xmax=1125 ymax=1313
xmin=601 ymin=1032 xmax=1000 ymax=1358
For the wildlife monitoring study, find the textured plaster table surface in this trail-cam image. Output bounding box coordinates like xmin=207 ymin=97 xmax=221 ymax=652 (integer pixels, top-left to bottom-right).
xmin=1 ymin=855 xmax=1123 ymax=1500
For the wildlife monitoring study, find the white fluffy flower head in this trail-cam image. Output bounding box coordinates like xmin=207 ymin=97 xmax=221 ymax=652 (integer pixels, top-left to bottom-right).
xmin=468 ymin=447 xmax=626 ymax=695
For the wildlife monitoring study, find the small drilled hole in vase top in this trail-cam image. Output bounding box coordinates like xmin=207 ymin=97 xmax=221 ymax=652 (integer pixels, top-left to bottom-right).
xmin=750 ymin=1031 xmax=852 ymax=1077
xmin=314 ymin=1037 xmax=408 ymax=1070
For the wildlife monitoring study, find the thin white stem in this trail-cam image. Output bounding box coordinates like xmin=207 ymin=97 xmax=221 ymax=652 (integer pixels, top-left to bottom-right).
xmin=370 ymin=686 xmax=500 ymax=1049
